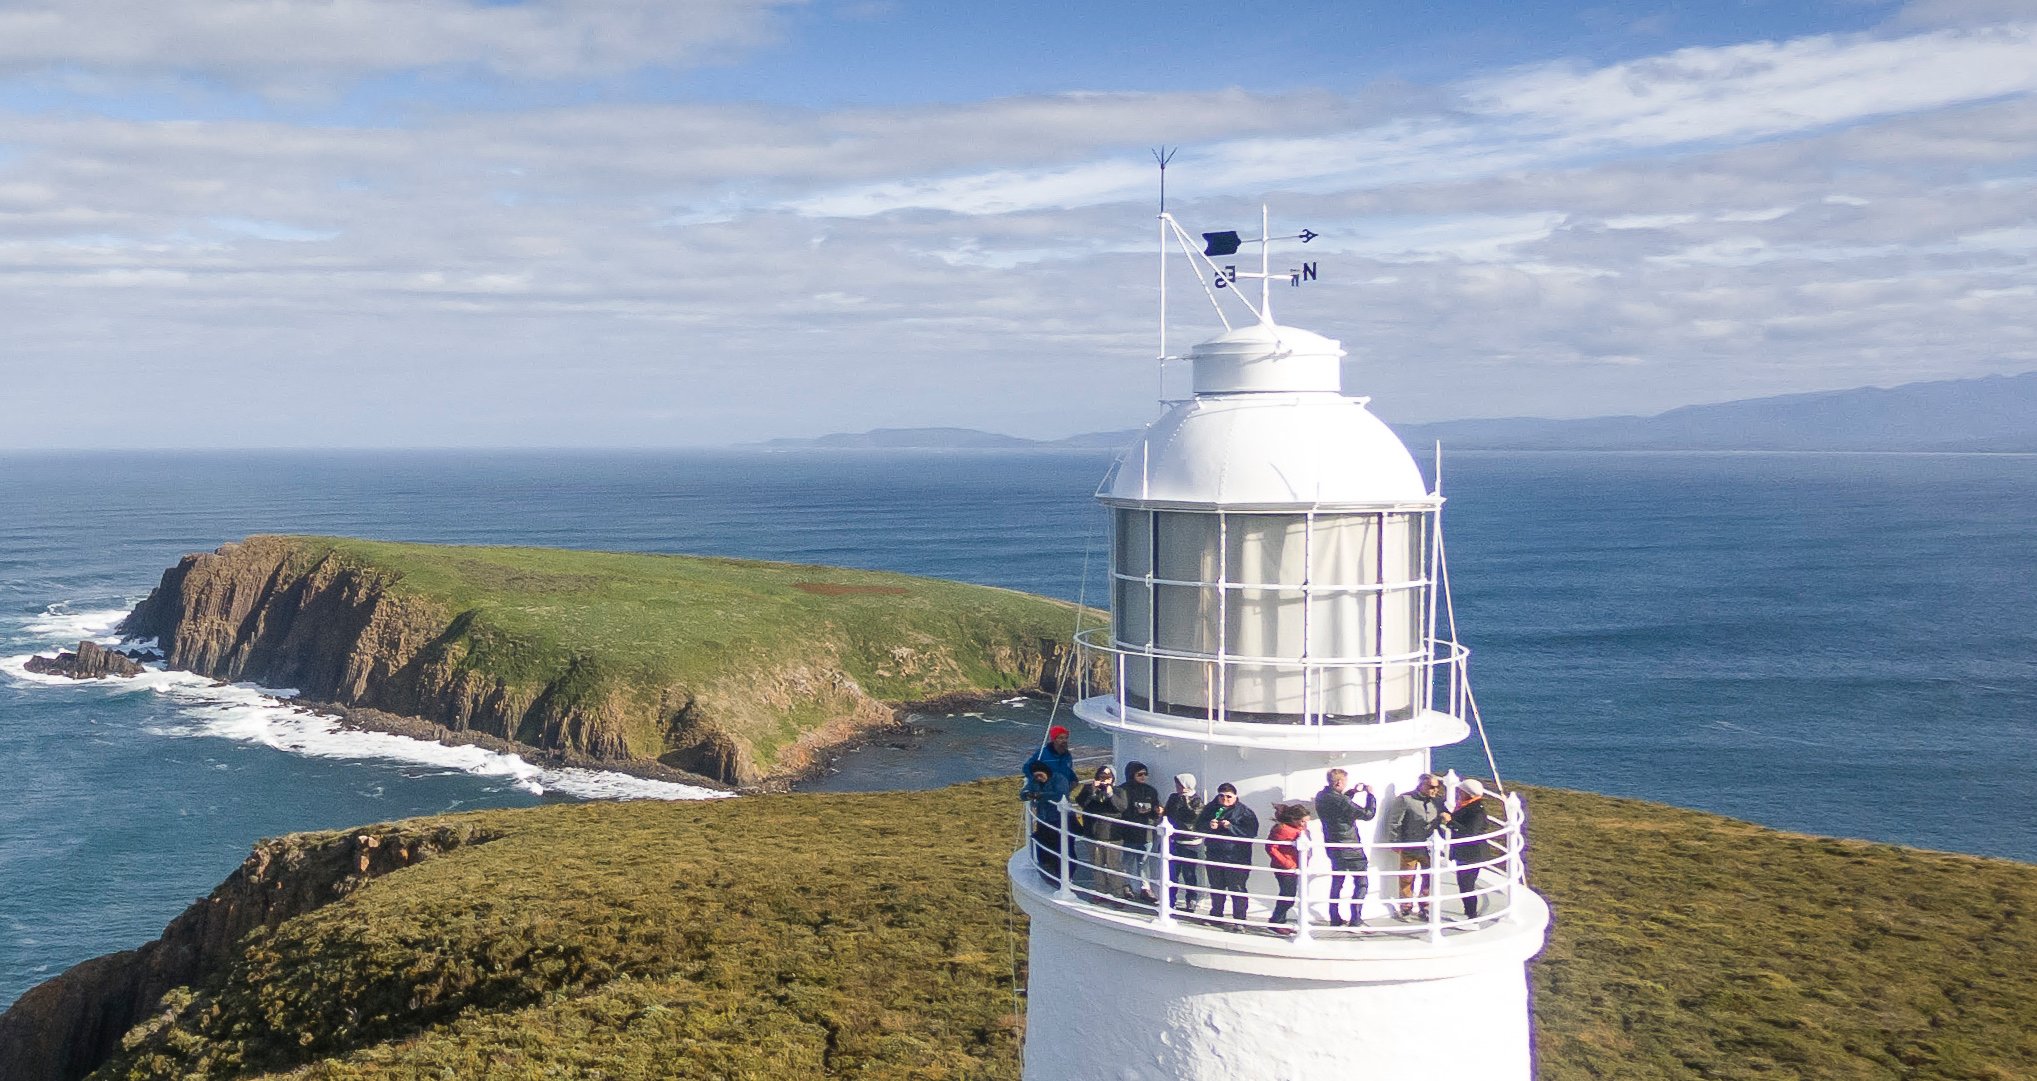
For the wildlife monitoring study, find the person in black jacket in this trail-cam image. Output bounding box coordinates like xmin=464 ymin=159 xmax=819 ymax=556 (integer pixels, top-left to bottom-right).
xmin=1162 ymin=773 xmax=1205 ymax=912
xmin=1446 ymin=778 xmax=1496 ymax=919
xmin=1313 ymin=768 xmax=1378 ymax=927
xmin=1073 ymin=765 xmax=1126 ymax=899
xmin=1193 ymin=783 xmax=1260 ymax=923
xmin=1118 ymin=762 xmax=1163 ymax=904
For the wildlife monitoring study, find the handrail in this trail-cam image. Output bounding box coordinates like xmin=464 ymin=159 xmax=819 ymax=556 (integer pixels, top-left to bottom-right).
xmin=1075 ymin=626 xmax=1465 ymax=671
xmin=1018 ymin=789 xmax=1527 ymax=943
xmin=1070 ymin=627 xmax=1472 ymax=729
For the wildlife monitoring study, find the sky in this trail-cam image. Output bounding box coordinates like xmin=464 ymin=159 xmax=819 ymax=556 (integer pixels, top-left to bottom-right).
xmin=0 ymin=0 xmax=2033 ymax=448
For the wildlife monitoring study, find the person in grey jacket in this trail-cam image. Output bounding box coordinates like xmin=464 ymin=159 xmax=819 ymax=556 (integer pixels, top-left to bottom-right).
xmin=1385 ymin=773 xmax=1446 ymax=919
xmin=1313 ymin=768 xmax=1377 ymax=926
xmin=1162 ymin=773 xmax=1205 ymax=912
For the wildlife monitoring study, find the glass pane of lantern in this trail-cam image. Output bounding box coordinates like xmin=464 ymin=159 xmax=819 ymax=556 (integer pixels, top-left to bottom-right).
xmin=1153 ymin=583 xmax=1220 ymax=652
xmin=1154 ymin=512 xmax=1219 ymax=583
xmin=1114 ymin=509 xmax=1152 ymax=578
xmin=1225 ymin=587 xmax=1305 ymax=659
xmin=1223 ymin=514 xmax=1306 ymax=586
xmin=1384 ymin=513 xmax=1425 ymax=585
xmin=1307 ymin=589 xmax=1379 ymax=659
xmin=1113 ymin=577 xmax=1152 ymax=646
xmin=1310 ymin=514 xmax=1381 ymax=586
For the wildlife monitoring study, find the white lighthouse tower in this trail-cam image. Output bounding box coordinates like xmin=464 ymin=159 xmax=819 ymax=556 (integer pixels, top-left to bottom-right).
xmin=1009 ymin=205 xmax=1550 ymax=1079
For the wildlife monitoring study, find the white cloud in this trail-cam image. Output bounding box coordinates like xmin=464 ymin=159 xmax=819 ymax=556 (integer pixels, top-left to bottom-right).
xmin=791 ymin=23 xmax=2037 ymax=220
xmin=0 ymin=0 xmax=795 ymax=83
xmin=0 ymin=15 xmax=2035 ymax=444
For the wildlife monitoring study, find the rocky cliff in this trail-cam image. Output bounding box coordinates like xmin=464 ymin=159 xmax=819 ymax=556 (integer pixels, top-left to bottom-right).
xmin=119 ymin=537 xmax=1093 ymax=786
xmin=0 ymin=821 xmax=492 ymax=1081
xmin=23 ymin=642 xmax=144 ymax=680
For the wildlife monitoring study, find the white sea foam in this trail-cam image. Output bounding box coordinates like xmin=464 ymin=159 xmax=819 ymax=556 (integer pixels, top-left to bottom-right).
xmin=19 ymin=605 xmax=131 ymax=645
xmin=0 ymin=653 xmax=83 ymax=686
xmin=2 ymin=654 xmax=725 ymax=802
xmin=135 ymin=672 xmax=727 ymax=801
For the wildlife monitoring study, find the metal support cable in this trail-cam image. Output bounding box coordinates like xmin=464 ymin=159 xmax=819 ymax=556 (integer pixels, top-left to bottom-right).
xmin=1435 ymin=521 xmax=1506 ymax=793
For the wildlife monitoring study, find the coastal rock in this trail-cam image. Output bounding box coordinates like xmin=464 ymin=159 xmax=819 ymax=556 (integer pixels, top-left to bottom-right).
xmin=118 ymin=536 xmax=1101 ymax=786
xmin=24 ymin=640 xmax=145 ymax=680
xmin=0 ymin=821 xmax=491 ymax=1081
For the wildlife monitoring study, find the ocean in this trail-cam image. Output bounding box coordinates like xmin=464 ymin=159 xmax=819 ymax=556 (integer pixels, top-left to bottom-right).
xmin=2 ymin=448 xmax=2033 ymax=1009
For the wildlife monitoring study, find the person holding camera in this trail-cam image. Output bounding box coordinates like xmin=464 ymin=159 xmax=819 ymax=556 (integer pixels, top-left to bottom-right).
xmin=1118 ymin=762 xmax=1163 ymax=905
xmin=1194 ymin=782 xmax=1260 ymax=923
xmin=1386 ymin=773 xmax=1447 ymax=920
xmin=1074 ymin=764 xmax=1127 ymax=899
xmin=1314 ymin=768 xmax=1378 ymax=927
xmin=1162 ymin=773 xmax=1206 ymax=912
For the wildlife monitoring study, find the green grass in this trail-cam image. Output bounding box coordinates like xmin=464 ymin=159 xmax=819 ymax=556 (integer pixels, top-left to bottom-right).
xmin=89 ymin=781 xmax=2037 ymax=1081
xmin=259 ymin=537 xmax=1086 ymax=774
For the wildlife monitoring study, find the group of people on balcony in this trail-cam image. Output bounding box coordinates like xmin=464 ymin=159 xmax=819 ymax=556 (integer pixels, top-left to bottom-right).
xmin=1020 ymin=725 xmax=1500 ymax=933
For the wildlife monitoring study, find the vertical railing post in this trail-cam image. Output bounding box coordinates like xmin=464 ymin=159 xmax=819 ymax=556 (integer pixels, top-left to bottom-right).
xmin=1156 ymin=818 xmax=1176 ymax=927
xmin=1427 ymin=832 xmax=1446 ymax=944
xmin=1506 ymin=792 xmax=1527 ymax=924
xmin=1056 ymin=798 xmax=1075 ymax=902
xmin=1294 ymin=841 xmax=1314 ymax=943
xmin=1116 ymin=651 xmax=1126 ymax=716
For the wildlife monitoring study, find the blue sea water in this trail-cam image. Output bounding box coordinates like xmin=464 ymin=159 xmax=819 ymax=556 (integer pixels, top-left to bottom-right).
xmin=2 ymin=448 xmax=2033 ymax=1009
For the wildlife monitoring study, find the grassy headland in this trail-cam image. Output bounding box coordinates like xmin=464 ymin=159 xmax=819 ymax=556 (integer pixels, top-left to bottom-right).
xmin=37 ymin=781 xmax=2035 ymax=1080
xmin=121 ymin=536 xmax=1089 ymax=784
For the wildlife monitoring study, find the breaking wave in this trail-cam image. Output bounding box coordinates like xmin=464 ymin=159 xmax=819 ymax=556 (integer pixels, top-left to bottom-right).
xmin=18 ymin=605 xmax=131 ymax=645
xmin=0 ymin=655 xmax=726 ymax=803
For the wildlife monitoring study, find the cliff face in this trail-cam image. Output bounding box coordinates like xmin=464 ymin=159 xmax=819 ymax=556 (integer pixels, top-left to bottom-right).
xmin=122 ymin=537 xmax=594 ymax=755
xmin=120 ymin=537 xmax=1091 ymax=785
xmin=0 ymin=821 xmax=492 ymax=1081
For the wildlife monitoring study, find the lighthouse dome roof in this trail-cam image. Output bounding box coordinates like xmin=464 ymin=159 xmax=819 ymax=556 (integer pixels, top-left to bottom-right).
xmin=1098 ymin=391 xmax=1430 ymax=509
xmin=1188 ymin=322 xmax=1343 ymax=394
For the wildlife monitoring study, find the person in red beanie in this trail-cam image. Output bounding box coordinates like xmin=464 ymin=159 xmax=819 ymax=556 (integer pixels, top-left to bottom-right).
xmin=1022 ymin=723 xmax=1077 ymax=791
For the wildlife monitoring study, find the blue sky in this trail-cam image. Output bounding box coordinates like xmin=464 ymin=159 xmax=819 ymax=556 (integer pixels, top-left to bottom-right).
xmin=0 ymin=0 xmax=2032 ymax=447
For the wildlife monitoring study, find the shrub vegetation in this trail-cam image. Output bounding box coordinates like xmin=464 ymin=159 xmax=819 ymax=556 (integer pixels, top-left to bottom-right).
xmin=94 ymin=782 xmax=2036 ymax=1080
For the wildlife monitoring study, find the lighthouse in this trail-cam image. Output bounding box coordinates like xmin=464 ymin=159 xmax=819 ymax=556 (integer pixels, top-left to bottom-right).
xmin=1008 ymin=206 xmax=1550 ymax=1079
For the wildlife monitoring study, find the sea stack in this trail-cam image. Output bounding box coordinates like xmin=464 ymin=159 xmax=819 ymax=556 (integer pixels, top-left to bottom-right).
xmin=1010 ymin=217 xmax=1550 ymax=1078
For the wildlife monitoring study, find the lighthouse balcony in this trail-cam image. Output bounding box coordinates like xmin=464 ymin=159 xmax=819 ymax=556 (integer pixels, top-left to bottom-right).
xmin=1009 ymin=797 xmax=1547 ymax=972
xmin=1069 ymin=628 xmax=1472 ymax=750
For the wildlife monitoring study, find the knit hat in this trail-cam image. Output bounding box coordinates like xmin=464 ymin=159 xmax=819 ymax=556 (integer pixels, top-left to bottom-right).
xmin=1046 ymin=725 xmax=1069 ymax=740
xmin=1174 ymin=772 xmax=1196 ymax=793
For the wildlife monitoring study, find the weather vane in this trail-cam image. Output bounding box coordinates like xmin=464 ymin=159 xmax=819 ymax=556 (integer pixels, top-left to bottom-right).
xmin=1149 ymin=149 xmax=1321 ymax=359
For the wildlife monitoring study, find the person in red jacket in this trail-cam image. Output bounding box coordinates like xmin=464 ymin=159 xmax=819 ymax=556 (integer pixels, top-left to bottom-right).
xmin=1266 ymin=802 xmax=1312 ymax=932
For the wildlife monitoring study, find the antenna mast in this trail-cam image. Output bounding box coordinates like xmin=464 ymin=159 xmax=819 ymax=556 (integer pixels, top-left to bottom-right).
xmin=1153 ymin=146 xmax=1176 ymax=364
xmin=1260 ymin=203 xmax=1272 ymax=324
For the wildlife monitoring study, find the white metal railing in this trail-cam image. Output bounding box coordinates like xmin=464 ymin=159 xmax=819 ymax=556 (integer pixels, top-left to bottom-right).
xmin=1018 ymin=779 xmax=1526 ymax=944
xmin=1073 ymin=627 xmax=1470 ymax=727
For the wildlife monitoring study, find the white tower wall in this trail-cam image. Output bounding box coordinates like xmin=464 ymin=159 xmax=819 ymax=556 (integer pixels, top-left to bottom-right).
xmin=1016 ymin=856 xmax=1547 ymax=1081
xmin=1106 ymin=734 xmax=1428 ymax=820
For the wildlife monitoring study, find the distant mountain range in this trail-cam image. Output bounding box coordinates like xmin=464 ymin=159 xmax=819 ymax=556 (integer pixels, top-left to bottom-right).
xmin=747 ymin=426 xmax=1144 ymax=450
xmin=750 ymin=371 xmax=2037 ymax=453
xmin=1392 ymin=371 xmax=2037 ymax=452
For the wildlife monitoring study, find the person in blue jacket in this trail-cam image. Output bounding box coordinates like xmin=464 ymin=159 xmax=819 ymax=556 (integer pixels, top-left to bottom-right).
xmin=1020 ymin=761 xmax=1072 ymax=884
xmin=1022 ymin=724 xmax=1077 ymax=790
